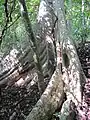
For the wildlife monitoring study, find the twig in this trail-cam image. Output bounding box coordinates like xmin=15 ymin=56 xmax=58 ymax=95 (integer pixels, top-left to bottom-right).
xmin=0 ymin=15 xmax=20 ymax=45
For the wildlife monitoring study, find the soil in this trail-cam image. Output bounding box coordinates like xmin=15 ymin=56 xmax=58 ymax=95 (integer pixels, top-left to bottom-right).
xmin=0 ymin=84 xmax=40 ymax=120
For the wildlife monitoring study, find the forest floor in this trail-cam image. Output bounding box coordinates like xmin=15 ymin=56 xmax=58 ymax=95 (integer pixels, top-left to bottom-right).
xmin=0 ymin=43 xmax=90 ymax=120
xmin=77 ymin=43 xmax=90 ymax=119
xmin=0 ymin=84 xmax=40 ymax=120
xmin=81 ymin=77 xmax=90 ymax=119
xmin=0 ymin=72 xmax=50 ymax=120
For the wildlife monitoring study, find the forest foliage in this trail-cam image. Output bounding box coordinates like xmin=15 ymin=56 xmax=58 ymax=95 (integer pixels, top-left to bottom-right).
xmin=0 ymin=0 xmax=90 ymax=54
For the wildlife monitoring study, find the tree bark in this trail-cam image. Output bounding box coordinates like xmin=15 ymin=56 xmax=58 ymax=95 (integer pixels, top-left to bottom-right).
xmin=36 ymin=0 xmax=56 ymax=76
xmin=0 ymin=48 xmax=35 ymax=87
xmin=54 ymin=0 xmax=83 ymax=105
xmin=54 ymin=0 xmax=86 ymax=119
xmin=0 ymin=0 xmax=87 ymax=119
xmin=25 ymin=1 xmax=66 ymax=120
xmin=26 ymin=68 xmax=64 ymax=120
xmin=19 ymin=0 xmax=45 ymax=94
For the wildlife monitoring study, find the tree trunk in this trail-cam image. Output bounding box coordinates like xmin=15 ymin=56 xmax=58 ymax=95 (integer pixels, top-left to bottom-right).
xmin=0 ymin=0 xmax=87 ymax=119
xmin=54 ymin=0 xmax=86 ymax=119
xmin=36 ymin=0 xmax=56 ymax=76
xmin=0 ymin=48 xmax=35 ymax=87
xmin=18 ymin=0 xmax=46 ymax=94
xmin=0 ymin=0 xmax=64 ymax=119
xmin=25 ymin=0 xmax=65 ymax=120
xmin=26 ymin=68 xmax=64 ymax=120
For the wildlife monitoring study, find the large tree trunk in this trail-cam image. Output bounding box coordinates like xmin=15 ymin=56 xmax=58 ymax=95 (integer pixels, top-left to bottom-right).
xmin=53 ymin=0 xmax=86 ymax=119
xmin=25 ymin=1 xmax=65 ymax=119
xmin=36 ymin=0 xmax=56 ymax=76
xmin=0 ymin=0 xmax=87 ymax=120
xmin=26 ymin=0 xmax=84 ymax=119
xmin=19 ymin=0 xmax=46 ymax=94
xmin=26 ymin=68 xmax=64 ymax=120
xmin=0 ymin=0 xmax=56 ymax=89
xmin=0 ymin=0 xmax=63 ymax=119
xmin=0 ymin=48 xmax=36 ymax=87
xmin=54 ymin=0 xmax=85 ymax=104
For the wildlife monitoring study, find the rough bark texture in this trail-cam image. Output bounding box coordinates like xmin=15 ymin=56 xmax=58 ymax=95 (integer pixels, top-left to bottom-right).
xmin=54 ymin=0 xmax=86 ymax=105
xmin=0 ymin=0 xmax=56 ymax=85
xmin=26 ymin=68 xmax=64 ymax=120
xmin=0 ymin=0 xmax=87 ymax=120
xmin=0 ymin=0 xmax=63 ymax=119
xmin=19 ymin=0 xmax=46 ymax=94
xmin=53 ymin=0 xmax=86 ymax=119
xmin=0 ymin=48 xmax=36 ymax=87
xmin=36 ymin=0 xmax=56 ymax=76
xmin=25 ymin=1 xmax=65 ymax=119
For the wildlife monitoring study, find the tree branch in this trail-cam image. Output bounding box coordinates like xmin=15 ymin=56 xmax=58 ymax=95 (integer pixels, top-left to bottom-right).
xmin=0 ymin=15 xmax=20 ymax=45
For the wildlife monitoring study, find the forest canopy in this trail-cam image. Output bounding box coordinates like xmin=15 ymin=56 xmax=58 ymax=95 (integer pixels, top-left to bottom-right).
xmin=0 ymin=0 xmax=90 ymax=55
